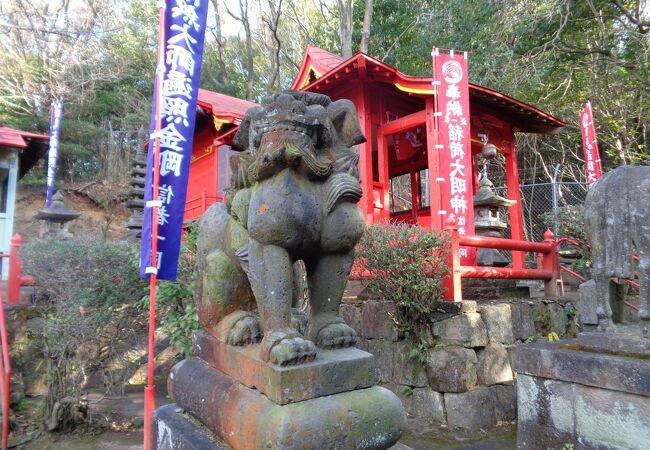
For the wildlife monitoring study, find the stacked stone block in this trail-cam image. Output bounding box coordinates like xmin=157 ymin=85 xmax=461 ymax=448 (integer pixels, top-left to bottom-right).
xmin=343 ymin=296 xmax=575 ymax=431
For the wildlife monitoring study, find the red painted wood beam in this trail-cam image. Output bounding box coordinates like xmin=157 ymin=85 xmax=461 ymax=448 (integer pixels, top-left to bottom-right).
xmin=458 ymin=234 xmax=553 ymax=253
xmin=459 ymin=266 xmax=554 ymax=280
xmin=381 ymin=110 xmax=426 ymax=136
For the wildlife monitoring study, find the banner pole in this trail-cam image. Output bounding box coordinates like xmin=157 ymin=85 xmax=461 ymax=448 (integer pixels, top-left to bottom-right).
xmin=144 ymin=1 xmax=166 ymax=449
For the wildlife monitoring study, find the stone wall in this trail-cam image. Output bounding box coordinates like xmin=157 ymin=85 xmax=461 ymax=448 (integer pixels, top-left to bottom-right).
xmin=340 ymin=293 xmax=577 ymax=430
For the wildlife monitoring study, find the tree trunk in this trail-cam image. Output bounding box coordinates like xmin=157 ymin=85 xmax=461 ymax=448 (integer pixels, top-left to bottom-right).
xmin=360 ymin=0 xmax=373 ymax=54
xmin=264 ymin=0 xmax=283 ymax=95
xmin=337 ymin=0 xmax=353 ymax=58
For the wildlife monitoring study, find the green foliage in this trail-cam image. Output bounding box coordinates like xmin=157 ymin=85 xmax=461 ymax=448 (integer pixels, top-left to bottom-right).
xmin=356 ymin=223 xmax=449 ymax=343
xmin=21 ymin=237 xmax=149 ymax=429
xmin=408 ymin=343 xmax=427 ymax=365
xmin=138 ymin=227 xmax=200 ymax=356
xmin=22 ymin=238 xmax=147 ymax=310
xmin=401 ymin=385 xmax=414 ymax=396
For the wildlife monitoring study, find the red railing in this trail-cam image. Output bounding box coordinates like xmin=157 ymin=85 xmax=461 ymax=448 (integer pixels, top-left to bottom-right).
xmin=444 ymin=218 xmax=559 ymax=302
xmin=0 ymin=287 xmax=9 ymax=450
xmin=1 ymin=234 xmax=33 ymax=305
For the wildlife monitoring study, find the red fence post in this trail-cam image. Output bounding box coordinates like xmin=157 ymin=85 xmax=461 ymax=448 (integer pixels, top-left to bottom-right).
xmin=7 ymin=234 xmax=22 ymax=305
xmin=0 ymin=288 xmax=11 ymax=449
xmin=542 ymin=229 xmax=559 ymax=297
xmin=443 ymin=218 xmax=463 ymax=302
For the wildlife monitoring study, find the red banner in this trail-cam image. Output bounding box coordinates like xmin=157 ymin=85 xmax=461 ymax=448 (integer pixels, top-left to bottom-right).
xmin=433 ymin=49 xmax=475 ymax=265
xmin=580 ymin=101 xmax=603 ymax=187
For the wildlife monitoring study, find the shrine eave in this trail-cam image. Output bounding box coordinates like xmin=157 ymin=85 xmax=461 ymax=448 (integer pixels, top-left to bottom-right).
xmin=293 ymin=50 xmax=565 ymax=135
xmin=0 ymin=125 xmax=49 ymax=178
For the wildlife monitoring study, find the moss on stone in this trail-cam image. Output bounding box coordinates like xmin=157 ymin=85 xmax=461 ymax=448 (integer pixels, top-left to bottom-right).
xmin=203 ymin=250 xmax=237 ymax=309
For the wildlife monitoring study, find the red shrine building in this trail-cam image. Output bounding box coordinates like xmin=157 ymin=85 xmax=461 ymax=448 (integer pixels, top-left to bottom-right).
xmin=185 ymin=46 xmax=565 ymax=248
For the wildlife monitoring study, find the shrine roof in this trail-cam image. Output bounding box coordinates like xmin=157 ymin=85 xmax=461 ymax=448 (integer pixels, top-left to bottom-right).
xmin=0 ymin=125 xmax=49 ymax=178
xmin=197 ymin=88 xmax=257 ymax=124
xmin=292 ymin=47 xmax=565 ymax=134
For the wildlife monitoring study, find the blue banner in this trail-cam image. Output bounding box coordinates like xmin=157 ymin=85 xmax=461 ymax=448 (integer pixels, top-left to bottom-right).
xmin=140 ymin=0 xmax=209 ymax=280
xmin=46 ymin=99 xmax=63 ymax=207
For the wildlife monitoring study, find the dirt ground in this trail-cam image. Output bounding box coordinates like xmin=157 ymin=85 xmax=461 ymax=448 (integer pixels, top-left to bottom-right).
xmin=15 ymin=181 xmax=132 ymax=244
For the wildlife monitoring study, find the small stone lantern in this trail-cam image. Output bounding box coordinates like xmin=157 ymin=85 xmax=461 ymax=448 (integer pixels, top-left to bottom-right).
xmin=473 ymin=174 xmax=515 ymax=266
xmin=34 ymin=191 xmax=81 ymax=240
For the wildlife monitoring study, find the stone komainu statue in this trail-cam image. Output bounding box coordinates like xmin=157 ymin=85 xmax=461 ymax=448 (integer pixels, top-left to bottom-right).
xmin=194 ymin=91 xmax=366 ymax=365
xmin=584 ymin=165 xmax=650 ymax=335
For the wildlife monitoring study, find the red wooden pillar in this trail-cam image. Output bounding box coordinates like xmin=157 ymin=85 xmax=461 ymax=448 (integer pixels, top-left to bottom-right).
xmin=443 ymin=218 xmax=462 ymax=302
xmin=7 ymin=234 xmax=22 ymax=305
xmin=357 ymin=83 xmax=374 ymax=223
xmin=505 ymin=139 xmax=525 ymax=269
xmin=425 ymin=97 xmax=442 ymax=232
xmin=542 ymin=229 xmax=559 ymax=297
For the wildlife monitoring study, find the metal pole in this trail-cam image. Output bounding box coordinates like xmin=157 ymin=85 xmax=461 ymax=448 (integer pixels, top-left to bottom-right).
xmin=551 ymin=164 xmax=561 ymax=239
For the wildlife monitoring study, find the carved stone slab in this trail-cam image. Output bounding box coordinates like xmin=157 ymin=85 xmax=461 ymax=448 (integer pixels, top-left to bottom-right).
xmin=168 ymin=358 xmax=404 ymax=450
xmin=193 ymin=330 xmax=375 ymax=405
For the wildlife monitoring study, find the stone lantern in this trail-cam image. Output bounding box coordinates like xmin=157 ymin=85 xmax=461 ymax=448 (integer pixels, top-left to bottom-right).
xmin=473 ymin=174 xmax=515 ymax=266
xmin=34 ymin=191 xmax=81 ymax=240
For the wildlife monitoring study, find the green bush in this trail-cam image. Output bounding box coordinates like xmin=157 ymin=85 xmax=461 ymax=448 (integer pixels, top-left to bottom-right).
xmin=22 ymin=237 xmax=149 ymax=430
xmin=355 ymin=223 xmax=449 ymax=343
xmin=137 ymin=226 xmax=200 ymax=356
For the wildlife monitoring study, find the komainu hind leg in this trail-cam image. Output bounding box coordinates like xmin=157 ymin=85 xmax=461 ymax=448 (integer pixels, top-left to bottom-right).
xmin=305 ymin=251 xmax=357 ymax=349
xmin=248 ymin=239 xmax=316 ymax=365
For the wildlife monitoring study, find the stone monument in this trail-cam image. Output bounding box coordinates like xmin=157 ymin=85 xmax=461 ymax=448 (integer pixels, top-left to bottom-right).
xmin=513 ymin=165 xmax=650 ymax=449
xmin=125 ymin=126 xmax=146 ymax=242
xmin=155 ymin=91 xmax=405 ymax=449
xmin=34 ymin=191 xmax=80 ymax=240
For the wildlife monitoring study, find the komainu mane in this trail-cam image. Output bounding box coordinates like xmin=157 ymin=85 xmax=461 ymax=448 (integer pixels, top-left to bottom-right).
xmin=194 ymin=90 xmax=367 ymax=366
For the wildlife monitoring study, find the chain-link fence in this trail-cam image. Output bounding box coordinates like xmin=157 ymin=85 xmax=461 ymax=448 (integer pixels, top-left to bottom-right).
xmin=494 ymin=182 xmax=587 ymax=242
xmin=497 ymin=182 xmax=588 ymax=242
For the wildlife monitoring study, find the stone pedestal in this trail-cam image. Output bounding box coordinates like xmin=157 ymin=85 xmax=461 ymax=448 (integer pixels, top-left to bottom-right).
xmin=155 ymin=331 xmax=405 ymax=449
xmin=512 ymin=330 xmax=650 ymax=449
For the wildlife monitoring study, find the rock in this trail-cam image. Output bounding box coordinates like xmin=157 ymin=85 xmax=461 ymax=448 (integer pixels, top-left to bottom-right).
xmin=367 ymin=338 xmax=394 ymax=383
xmin=425 ymin=346 xmax=477 ymax=393
xmin=577 ymin=280 xmax=598 ymax=326
xmin=393 ymin=341 xmax=428 ymax=387
xmin=389 ymin=384 xmax=414 ymax=416
xmin=460 ymin=300 xmax=477 ymax=314
xmin=444 ymin=387 xmax=496 ymax=430
xmin=548 ymin=303 xmax=567 ymax=336
xmin=411 ymin=388 xmax=445 ymax=423
xmin=491 ymin=383 xmax=516 ymax=422
xmin=361 ymin=301 xmax=396 ymax=339
xmin=356 ymin=337 xmax=370 ymax=352
xmin=480 ymin=304 xmax=514 ymax=344
xmin=431 ymin=313 xmax=488 ymax=347
xmin=340 ymin=303 xmax=362 ymax=337
xmin=532 ymin=302 xmax=551 ymax=336
xmin=510 ymin=302 xmax=535 ymax=341
xmin=477 ymin=343 xmax=513 ymax=386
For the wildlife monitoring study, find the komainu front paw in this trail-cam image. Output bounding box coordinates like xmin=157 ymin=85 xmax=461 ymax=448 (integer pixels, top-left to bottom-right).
xmin=316 ymin=320 xmax=357 ymax=349
xmin=215 ymin=310 xmax=262 ymax=345
xmin=261 ymin=330 xmax=316 ymax=366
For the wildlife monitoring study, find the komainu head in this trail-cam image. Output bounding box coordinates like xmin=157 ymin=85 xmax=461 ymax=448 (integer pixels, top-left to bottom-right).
xmin=233 ymin=90 xmax=366 ymax=182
